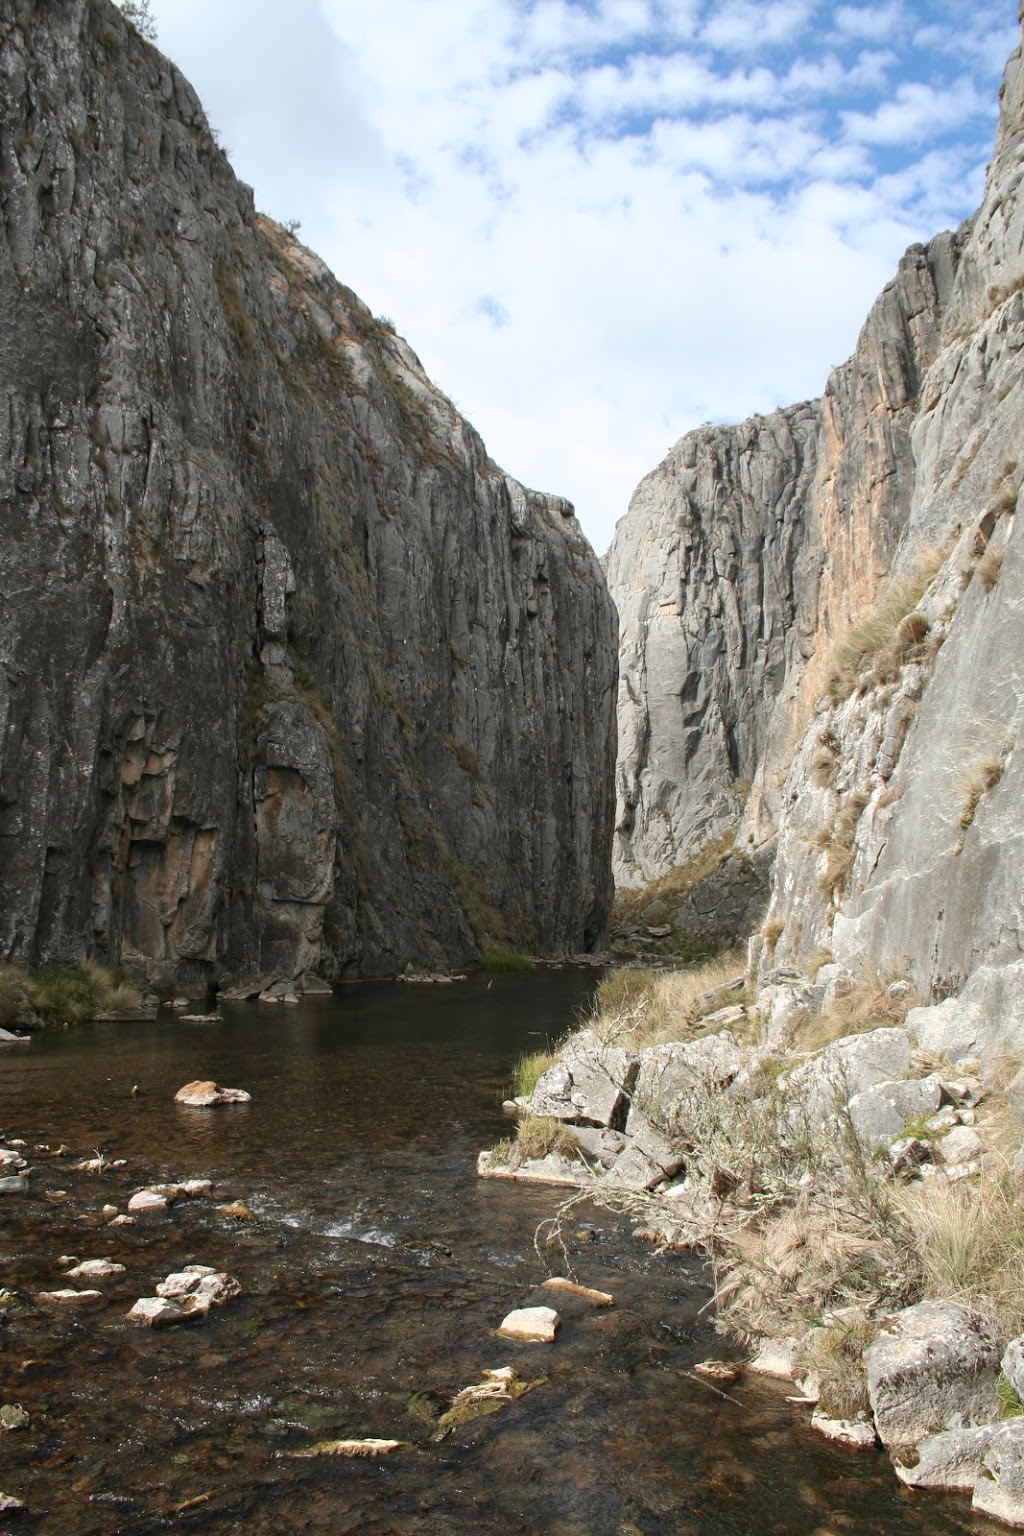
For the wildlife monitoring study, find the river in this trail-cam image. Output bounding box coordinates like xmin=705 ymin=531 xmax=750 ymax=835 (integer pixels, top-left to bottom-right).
xmin=0 ymin=970 xmax=974 ymax=1534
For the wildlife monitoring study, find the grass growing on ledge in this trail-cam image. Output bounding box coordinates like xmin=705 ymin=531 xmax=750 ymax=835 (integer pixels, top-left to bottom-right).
xmin=481 ymin=951 xmax=535 ymax=973
xmin=491 ymin=1115 xmax=579 ymax=1168
xmin=592 ymin=950 xmax=749 ymax=1051
xmin=0 ymin=960 xmax=142 ymax=1027
xmin=512 ymin=1050 xmax=557 ymax=1098
xmin=611 ymin=831 xmax=738 ymax=928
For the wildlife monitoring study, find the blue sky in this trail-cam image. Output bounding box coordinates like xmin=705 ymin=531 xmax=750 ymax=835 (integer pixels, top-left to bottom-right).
xmin=142 ymin=0 xmax=1019 ymax=554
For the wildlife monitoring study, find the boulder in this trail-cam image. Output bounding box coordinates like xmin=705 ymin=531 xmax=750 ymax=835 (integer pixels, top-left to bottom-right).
xmin=865 ymin=1301 xmax=1002 ymax=1449
xmin=974 ymin=1421 xmax=1024 ymax=1527
xmin=155 ymin=1266 xmax=241 ymax=1312
xmin=126 ymin=1296 xmax=190 ymax=1327
xmin=65 ymin=1259 xmax=126 ymax=1279
xmin=907 ymin=996 xmax=982 ymax=1063
xmin=1006 ymin=1339 xmax=1024 ymax=1403
xmin=893 ymin=1425 xmax=996 ymax=1490
xmin=787 ymin=1028 xmax=913 ymax=1126
xmin=631 ymin=1032 xmax=747 ymax=1139
xmin=564 ymin=1126 xmax=627 ymax=1168
xmin=938 ymin=1125 xmax=985 ymax=1165
xmin=847 ymin=1075 xmax=943 ymax=1150
xmin=127 ymin=1190 xmax=168 ymax=1213
xmin=498 ymin=1306 xmax=559 ymax=1342
xmin=529 ymin=1031 xmax=637 ymax=1128
xmin=174 ymin=1080 xmax=252 ymax=1106
xmin=748 ymin=1337 xmax=803 ymax=1379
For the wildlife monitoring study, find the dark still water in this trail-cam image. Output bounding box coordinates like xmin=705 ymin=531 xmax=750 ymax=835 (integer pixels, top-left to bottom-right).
xmin=0 ymin=972 xmax=975 ymax=1535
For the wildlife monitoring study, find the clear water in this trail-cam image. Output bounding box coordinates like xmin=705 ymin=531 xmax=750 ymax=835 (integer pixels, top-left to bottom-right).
xmin=0 ymin=972 xmax=977 ymax=1534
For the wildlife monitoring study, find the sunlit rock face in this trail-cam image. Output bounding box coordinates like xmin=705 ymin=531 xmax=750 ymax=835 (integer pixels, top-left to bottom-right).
xmin=611 ymin=21 xmax=1024 ymax=1048
xmin=0 ymin=0 xmax=617 ymax=985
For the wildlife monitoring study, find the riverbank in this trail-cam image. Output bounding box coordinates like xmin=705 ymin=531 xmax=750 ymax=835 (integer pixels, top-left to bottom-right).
xmin=480 ymin=955 xmax=1024 ymax=1525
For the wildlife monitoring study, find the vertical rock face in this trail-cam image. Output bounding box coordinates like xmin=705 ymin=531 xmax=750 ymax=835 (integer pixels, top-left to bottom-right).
xmin=0 ymin=0 xmax=617 ymax=985
xmin=611 ymin=17 xmax=1024 ymax=1047
xmin=608 ymin=232 xmax=960 ymax=890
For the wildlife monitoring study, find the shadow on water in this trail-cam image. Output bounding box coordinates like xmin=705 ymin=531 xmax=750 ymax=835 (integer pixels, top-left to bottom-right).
xmin=0 ymin=972 xmax=978 ymax=1534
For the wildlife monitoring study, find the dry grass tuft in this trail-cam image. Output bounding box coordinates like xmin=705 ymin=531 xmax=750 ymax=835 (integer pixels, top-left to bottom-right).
xmin=814 ymin=792 xmax=870 ymax=899
xmin=801 ymin=1311 xmax=878 ymax=1419
xmin=791 ymin=972 xmax=921 ymax=1054
xmin=593 ymin=951 xmax=750 ymax=1051
xmin=959 ymin=755 xmax=1007 ymax=832
xmin=492 ymin=1116 xmax=579 ymax=1168
xmin=611 ymin=832 xmax=737 ymax=929
xmin=826 ymin=569 xmax=933 ymax=703
xmin=715 ymin=1196 xmax=911 ymax=1340
xmin=978 ymin=542 xmax=1006 ymax=591
xmin=896 ymin=1173 xmax=1024 ymax=1335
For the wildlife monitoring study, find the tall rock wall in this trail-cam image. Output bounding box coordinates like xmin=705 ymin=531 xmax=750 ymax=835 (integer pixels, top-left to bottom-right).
xmin=0 ymin=0 xmax=617 ymax=986
xmin=612 ymin=15 xmax=1024 ymax=1043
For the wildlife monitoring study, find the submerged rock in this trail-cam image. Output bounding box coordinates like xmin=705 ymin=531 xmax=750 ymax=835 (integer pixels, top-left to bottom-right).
xmin=894 ymin=1425 xmax=996 ymax=1490
xmin=810 ymin=1409 xmax=877 ymax=1448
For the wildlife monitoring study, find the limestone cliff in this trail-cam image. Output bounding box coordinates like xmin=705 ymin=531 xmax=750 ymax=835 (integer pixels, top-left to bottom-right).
xmin=0 ymin=0 xmax=617 ymax=986
xmin=610 ymin=15 xmax=1024 ymax=1042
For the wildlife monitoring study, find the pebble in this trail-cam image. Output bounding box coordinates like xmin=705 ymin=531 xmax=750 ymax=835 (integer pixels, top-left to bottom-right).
xmin=0 ymin=1492 xmax=25 ymax=1512
xmin=0 ymin=1405 xmax=29 ymax=1431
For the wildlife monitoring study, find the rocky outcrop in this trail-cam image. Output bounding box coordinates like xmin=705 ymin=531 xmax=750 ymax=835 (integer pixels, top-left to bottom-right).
xmin=610 ymin=16 xmax=1024 ymax=1047
xmin=608 ymin=230 xmax=959 ymax=889
xmin=0 ymin=0 xmax=617 ymax=986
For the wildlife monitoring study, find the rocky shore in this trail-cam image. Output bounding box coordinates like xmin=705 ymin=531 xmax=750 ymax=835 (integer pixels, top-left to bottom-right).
xmin=481 ymin=956 xmax=1024 ymax=1526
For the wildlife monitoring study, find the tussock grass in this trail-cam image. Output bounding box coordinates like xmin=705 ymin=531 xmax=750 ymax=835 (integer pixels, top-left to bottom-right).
xmin=826 ymin=571 xmax=933 ymax=703
xmin=492 ymin=1116 xmax=578 ymax=1168
xmin=814 ymin=792 xmax=870 ymax=899
xmin=897 ymin=1174 xmax=1024 ymax=1335
xmin=801 ymin=1311 xmax=878 ymax=1419
xmin=593 ymin=951 xmax=749 ymax=1052
xmin=959 ymin=754 xmax=1008 ymax=833
xmin=978 ymin=542 xmax=1006 ymax=591
xmin=1 ymin=961 xmax=143 ymax=1027
xmin=790 ymin=972 xmax=921 ymax=1054
xmin=512 ymin=1050 xmax=556 ymax=1098
xmin=715 ymin=1195 xmax=912 ymax=1341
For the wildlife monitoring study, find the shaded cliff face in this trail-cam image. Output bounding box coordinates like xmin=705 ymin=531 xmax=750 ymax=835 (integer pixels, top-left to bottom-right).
xmin=612 ymin=16 xmax=1024 ymax=1044
xmin=0 ymin=0 xmax=617 ymax=985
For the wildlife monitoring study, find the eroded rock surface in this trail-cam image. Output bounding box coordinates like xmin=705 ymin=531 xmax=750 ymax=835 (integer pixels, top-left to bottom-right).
xmin=0 ymin=0 xmax=616 ymax=987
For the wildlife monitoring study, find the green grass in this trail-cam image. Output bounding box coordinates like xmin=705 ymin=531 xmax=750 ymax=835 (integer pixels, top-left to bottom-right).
xmin=481 ymin=950 xmax=535 ymax=973
xmin=511 ymin=1050 xmax=556 ymax=1098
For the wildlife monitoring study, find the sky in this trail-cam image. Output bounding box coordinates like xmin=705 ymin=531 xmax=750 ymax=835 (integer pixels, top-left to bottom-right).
xmin=140 ymin=0 xmax=1019 ymax=556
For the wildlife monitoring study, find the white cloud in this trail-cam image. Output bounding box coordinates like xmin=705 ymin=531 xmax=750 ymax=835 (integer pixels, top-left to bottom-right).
xmin=146 ymin=0 xmax=1020 ymax=555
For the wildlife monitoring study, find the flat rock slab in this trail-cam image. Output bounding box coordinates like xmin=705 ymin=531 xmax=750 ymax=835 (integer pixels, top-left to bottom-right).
xmin=127 ymin=1296 xmax=191 ymax=1327
xmin=65 ymin=1259 xmax=126 ymax=1279
xmin=174 ymin=1080 xmax=252 ymax=1106
xmin=865 ymin=1300 xmax=1002 ymax=1449
xmin=36 ymin=1289 xmax=104 ymax=1308
xmin=498 ymin=1306 xmax=559 ymax=1342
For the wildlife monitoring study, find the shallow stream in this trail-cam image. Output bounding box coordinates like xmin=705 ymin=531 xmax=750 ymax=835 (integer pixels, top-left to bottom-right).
xmin=0 ymin=971 xmax=980 ymax=1534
